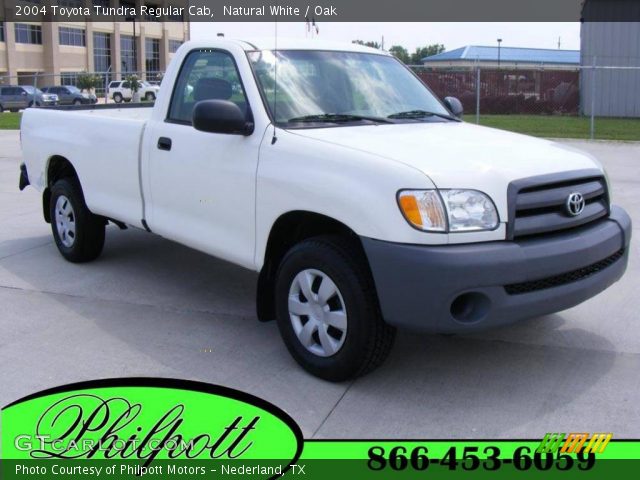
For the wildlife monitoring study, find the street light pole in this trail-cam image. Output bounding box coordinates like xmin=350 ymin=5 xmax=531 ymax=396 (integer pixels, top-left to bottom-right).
xmin=133 ymin=17 xmax=137 ymax=73
xmin=497 ymin=38 xmax=502 ymax=67
xmin=125 ymin=13 xmax=137 ymax=74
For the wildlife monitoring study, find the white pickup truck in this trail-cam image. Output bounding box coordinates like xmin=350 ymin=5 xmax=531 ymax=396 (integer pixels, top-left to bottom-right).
xmin=19 ymin=39 xmax=631 ymax=381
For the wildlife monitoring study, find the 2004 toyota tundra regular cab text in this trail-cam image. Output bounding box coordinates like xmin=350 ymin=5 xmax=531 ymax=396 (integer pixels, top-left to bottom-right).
xmin=19 ymin=39 xmax=631 ymax=381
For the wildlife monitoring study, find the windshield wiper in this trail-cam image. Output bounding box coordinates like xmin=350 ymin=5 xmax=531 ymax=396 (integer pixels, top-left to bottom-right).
xmin=387 ymin=110 xmax=458 ymax=121
xmin=287 ymin=113 xmax=393 ymax=124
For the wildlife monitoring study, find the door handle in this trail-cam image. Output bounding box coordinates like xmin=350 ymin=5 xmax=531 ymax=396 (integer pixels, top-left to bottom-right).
xmin=157 ymin=137 xmax=172 ymax=151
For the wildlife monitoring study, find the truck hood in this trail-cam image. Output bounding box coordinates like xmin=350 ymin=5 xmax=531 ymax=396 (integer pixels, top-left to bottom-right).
xmin=288 ymin=122 xmax=602 ymax=191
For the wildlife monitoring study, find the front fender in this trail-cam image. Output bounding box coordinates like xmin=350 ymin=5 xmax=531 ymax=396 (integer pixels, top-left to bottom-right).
xmin=254 ymin=129 xmax=441 ymax=269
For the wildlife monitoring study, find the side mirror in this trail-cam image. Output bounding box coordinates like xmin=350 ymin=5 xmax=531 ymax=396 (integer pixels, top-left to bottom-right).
xmin=192 ymin=100 xmax=253 ymax=136
xmin=444 ymin=96 xmax=463 ymax=118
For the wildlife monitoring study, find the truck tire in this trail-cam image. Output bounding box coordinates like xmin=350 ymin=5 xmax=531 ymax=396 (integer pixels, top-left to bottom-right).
xmin=50 ymin=178 xmax=105 ymax=263
xmin=113 ymin=93 xmax=123 ymax=103
xmin=275 ymin=236 xmax=396 ymax=381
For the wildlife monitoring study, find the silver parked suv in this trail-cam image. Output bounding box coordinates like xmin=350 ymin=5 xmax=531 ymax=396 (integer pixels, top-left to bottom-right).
xmin=0 ymin=85 xmax=58 ymax=112
xmin=41 ymin=85 xmax=97 ymax=106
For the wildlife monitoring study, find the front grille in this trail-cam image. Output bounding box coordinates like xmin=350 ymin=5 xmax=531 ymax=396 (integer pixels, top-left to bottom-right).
xmin=504 ymin=249 xmax=624 ymax=295
xmin=509 ymin=174 xmax=609 ymax=239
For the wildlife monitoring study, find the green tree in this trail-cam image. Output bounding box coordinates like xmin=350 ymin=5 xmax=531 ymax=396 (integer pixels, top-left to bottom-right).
xmin=389 ymin=45 xmax=411 ymax=64
xmin=76 ymin=73 xmax=102 ymax=92
xmin=352 ymin=40 xmax=381 ymax=49
xmin=125 ymin=74 xmax=140 ymax=93
xmin=410 ymin=44 xmax=445 ymax=64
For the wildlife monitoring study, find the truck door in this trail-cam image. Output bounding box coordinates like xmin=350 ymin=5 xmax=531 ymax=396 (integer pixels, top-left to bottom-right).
xmin=144 ymin=48 xmax=261 ymax=269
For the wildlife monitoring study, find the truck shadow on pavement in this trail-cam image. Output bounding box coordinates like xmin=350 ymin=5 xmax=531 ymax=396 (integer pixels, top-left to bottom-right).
xmin=0 ymin=227 xmax=619 ymax=438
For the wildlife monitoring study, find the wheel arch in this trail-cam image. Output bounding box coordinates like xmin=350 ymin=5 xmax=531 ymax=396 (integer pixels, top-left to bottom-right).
xmin=42 ymin=155 xmax=80 ymax=223
xmin=256 ymin=210 xmax=367 ymax=322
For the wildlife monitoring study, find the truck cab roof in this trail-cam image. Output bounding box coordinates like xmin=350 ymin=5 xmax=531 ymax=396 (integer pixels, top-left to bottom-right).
xmin=179 ymin=37 xmax=391 ymax=55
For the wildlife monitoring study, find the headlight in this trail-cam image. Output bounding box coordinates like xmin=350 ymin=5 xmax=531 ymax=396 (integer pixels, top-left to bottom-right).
xmin=398 ymin=189 xmax=499 ymax=232
xmin=398 ymin=190 xmax=447 ymax=232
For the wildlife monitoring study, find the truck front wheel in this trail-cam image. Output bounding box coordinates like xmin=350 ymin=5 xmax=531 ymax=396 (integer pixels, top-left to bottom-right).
xmin=50 ymin=178 xmax=105 ymax=263
xmin=275 ymin=236 xmax=396 ymax=381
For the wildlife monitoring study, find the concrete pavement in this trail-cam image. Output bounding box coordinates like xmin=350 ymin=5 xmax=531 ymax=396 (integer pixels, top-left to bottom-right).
xmin=0 ymin=130 xmax=638 ymax=438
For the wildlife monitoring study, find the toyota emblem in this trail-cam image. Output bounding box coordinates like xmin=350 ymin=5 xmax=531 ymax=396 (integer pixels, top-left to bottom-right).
xmin=566 ymin=192 xmax=585 ymax=216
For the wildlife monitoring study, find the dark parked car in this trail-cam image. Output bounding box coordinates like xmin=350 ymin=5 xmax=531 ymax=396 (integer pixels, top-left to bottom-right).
xmin=0 ymin=85 xmax=58 ymax=112
xmin=41 ymin=85 xmax=98 ymax=105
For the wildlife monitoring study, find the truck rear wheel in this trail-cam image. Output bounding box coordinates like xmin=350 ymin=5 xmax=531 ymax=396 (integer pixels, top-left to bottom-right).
xmin=50 ymin=178 xmax=105 ymax=263
xmin=113 ymin=93 xmax=123 ymax=103
xmin=275 ymin=236 xmax=396 ymax=381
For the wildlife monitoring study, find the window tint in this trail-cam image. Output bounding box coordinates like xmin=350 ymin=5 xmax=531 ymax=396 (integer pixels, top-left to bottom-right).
xmin=59 ymin=26 xmax=85 ymax=47
xmin=121 ymin=35 xmax=136 ymax=73
xmin=93 ymin=32 xmax=111 ymax=74
xmin=14 ymin=24 xmax=42 ymax=44
xmin=109 ymin=82 xmax=120 ymax=88
xmin=122 ymin=81 xmax=130 ymax=89
xmin=168 ymin=49 xmax=247 ymax=124
xmin=145 ymin=38 xmax=160 ymax=73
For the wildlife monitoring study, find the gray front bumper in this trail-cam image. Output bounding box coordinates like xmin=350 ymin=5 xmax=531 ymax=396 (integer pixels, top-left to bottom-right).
xmin=362 ymin=205 xmax=631 ymax=333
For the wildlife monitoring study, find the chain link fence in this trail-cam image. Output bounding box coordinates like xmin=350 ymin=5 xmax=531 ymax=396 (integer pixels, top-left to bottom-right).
xmin=2 ymin=65 xmax=639 ymax=140
xmin=0 ymin=70 xmax=165 ymax=106
xmin=410 ymin=64 xmax=640 ymax=140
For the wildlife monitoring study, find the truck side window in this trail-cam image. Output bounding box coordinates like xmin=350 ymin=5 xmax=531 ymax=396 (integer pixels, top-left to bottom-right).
xmin=168 ymin=49 xmax=247 ymax=124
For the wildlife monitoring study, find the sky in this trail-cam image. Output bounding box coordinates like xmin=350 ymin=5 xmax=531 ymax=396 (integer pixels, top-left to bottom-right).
xmin=191 ymin=22 xmax=581 ymax=52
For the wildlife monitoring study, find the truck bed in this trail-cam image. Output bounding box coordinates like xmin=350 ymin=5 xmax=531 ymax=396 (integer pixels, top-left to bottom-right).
xmin=21 ymin=104 xmax=154 ymax=229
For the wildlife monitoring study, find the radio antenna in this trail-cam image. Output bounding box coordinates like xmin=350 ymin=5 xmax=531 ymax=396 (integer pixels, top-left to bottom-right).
xmin=271 ymin=19 xmax=278 ymax=145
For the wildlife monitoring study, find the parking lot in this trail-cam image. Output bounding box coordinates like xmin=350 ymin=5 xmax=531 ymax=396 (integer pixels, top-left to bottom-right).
xmin=0 ymin=130 xmax=638 ymax=438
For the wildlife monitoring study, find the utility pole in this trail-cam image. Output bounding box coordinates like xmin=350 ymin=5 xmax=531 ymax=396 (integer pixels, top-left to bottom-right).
xmin=125 ymin=12 xmax=137 ymax=73
xmin=558 ymin=36 xmax=561 ymax=49
xmin=133 ymin=17 xmax=137 ymax=73
xmin=497 ymin=38 xmax=502 ymax=66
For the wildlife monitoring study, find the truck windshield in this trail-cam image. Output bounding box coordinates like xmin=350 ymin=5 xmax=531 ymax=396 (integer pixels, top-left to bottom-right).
xmin=247 ymin=50 xmax=452 ymax=127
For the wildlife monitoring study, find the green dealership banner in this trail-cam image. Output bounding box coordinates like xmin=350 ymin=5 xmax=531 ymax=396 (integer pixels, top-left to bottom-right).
xmin=2 ymin=379 xmax=639 ymax=479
